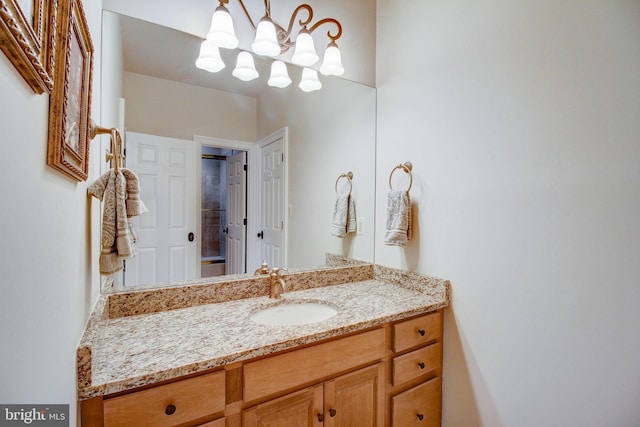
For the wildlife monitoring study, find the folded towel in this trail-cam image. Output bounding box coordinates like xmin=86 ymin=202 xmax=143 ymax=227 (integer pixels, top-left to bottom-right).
xmin=120 ymin=168 xmax=148 ymax=217
xmin=384 ymin=190 xmax=412 ymax=246
xmin=88 ymin=169 xmax=148 ymax=274
xmin=331 ymin=194 xmax=357 ymax=238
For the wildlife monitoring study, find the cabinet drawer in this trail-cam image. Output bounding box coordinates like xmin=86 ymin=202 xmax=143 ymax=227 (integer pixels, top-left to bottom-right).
xmin=392 ymin=342 xmax=442 ymax=386
xmin=391 ymin=376 xmax=442 ymax=427
xmin=104 ymin=371 xmax=225 ymax=427
xmin=393 ymin=311 xmax=442 ymax=353
xmin=244 ymin=328 xmax=386 ymax=402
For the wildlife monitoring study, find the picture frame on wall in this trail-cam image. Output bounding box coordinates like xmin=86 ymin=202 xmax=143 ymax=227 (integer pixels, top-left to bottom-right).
xmin=0 ymin=0 xmax=54 ymax=93
xmin=46 ymin=0 xmax=93 ymax=182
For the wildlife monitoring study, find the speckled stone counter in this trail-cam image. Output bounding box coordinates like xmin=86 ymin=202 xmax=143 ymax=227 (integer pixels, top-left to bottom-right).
xmin=77 ymin=261 xmax=450 ymax=400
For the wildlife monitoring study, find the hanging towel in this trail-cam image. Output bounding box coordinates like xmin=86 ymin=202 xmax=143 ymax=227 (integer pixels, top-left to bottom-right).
xmin=331 ymin=194 xmax=357 ymax=238
xmin=88 ymin=169 xmax=148 ymax=274
xmin=120 ymin=168 xmax=148 ymax=217
xmin=384 ymin=190 xmax=412 ymax=246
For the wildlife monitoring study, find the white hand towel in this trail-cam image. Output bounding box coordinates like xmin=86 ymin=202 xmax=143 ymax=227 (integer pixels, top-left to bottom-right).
xmin=331 ymin=194 xmax=357 ymax=238
xmin=384 ymin=190 xmax=412 ymax=246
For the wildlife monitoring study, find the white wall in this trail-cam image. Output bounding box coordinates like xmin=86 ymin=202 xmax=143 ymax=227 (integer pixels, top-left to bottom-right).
xmin=257 ymin=75 xmax=377 ymax=266
xmin=123 ymin=72 xmax=257 ymax=142
xmin=376 ymin=1 xmax=640 ymax=426
xmin=0 ymin=1 xmax=104 ymax=425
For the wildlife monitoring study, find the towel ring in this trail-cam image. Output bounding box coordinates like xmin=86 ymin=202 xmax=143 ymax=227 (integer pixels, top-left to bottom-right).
xmin=335 ymin=171 xmax=353 ymax=196
xmin=389 ymin=162 xmax=413 ymax=192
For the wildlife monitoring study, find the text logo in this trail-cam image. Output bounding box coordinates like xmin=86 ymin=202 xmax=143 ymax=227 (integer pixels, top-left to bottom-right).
xmin=0 ymin=405 xmax=68 ymax=426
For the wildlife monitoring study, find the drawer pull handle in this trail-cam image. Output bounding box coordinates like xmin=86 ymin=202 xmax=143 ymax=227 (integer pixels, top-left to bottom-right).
xmin=418 ymin=362 xmax=426 ymax=369
xmin=317 ymin=413 xmax=325 ymax=422
xmin=329 ymin=408 xmax=337 ymax=417
xmin=418 ymin=329 xmax=426 ymax=336
xmin=165 ymin=404 xmax=177 ymax=416
xmin=417 ymin=413 xmax=424 ymax=421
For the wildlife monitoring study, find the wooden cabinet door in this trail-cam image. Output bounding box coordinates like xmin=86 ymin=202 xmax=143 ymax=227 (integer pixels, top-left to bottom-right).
xmin=324 ymin=363 xmax=385 ymax=427
xmin=243 ymin=385 xmax=323 ymax=427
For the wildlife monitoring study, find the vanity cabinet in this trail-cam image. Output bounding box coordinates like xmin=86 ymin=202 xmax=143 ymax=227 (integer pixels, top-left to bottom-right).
xmin=388 ymin=311 xmax=443 ymax=427
xmin=80 ymin=311 xmax=444 ymax=427
xmin=243 ymin=363 xmax=385 ymax=427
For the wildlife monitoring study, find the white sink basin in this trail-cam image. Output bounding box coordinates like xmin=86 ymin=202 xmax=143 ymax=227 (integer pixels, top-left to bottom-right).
xmin=250 ymin=301 xmax=338 ymax=326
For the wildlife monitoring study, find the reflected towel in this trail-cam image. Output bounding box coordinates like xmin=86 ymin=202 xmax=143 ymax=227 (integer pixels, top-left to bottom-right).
xmin=331 ymin=195 xmax=357 ymax=238
xmin=88 ymin=169 xmax=148 ymax=274
xmin=384 ymin=190 xmax=412 ymax=246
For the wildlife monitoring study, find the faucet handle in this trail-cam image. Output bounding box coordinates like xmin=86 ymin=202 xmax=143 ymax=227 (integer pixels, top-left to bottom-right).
xmin=254 ymin=261 xmax=270 ymax=275
xmin=271 ymin=267 xmax=288 ymax=277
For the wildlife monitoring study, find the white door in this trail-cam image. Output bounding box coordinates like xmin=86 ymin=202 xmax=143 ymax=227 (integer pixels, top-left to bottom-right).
xmin=258 ymin=135 xmax=286 ymax=267
xmin=125 ymin=132 xmax=198 ymax=286
xmin=226 ymin=151 xmax=247 ymax=274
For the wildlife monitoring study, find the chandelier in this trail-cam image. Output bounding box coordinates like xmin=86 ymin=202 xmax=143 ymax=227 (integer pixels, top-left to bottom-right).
xmin=195 ymin=0 xmax=344 ymax=92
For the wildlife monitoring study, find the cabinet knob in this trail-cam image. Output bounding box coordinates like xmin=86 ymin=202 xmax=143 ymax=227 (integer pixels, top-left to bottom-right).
xmin=417 ymin=413 xmax=424 ymax=421
xmin=329 ymin=408 xmax=337 ymax=417
xmin=317 ymin=413 xmax=324 ymax=422
xmin=418 ymin=329 xmax=426 ymax=336
xmin=418 ymin=362 xmax=426 ymax=369
xmin=165 ymin=404 xmax=176 ymax=416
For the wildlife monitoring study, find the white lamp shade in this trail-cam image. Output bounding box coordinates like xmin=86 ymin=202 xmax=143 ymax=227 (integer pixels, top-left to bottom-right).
xmin=319 ymin=42 xmax=344 ymax=76
xmin=291 ymin=30 xmax=319 ymax=66
xmin=206 ymin=5 xmax=239 ymax=49
xmin=299 ymin=68 xmax=322 ymax=92
xmin=232 ymin=51 xmax=259 ymax=81
xmin=195 ymin=40 xmax=225 ymax=73
xmin=268 ymin=60 xmax=292 ymax=88
xmin=251 ymin=17 xmax=281 ymax=57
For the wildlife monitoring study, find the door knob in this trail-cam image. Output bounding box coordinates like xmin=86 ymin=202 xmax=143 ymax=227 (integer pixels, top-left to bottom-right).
xmin=188 ymin=232 xmax=194 ymax=242
xmin=257 ymin=231 xmax=264 ymax=239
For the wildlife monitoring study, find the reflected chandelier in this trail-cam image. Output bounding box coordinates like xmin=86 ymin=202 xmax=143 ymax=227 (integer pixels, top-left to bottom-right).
xmin=195 ymin=0 xmax=344 ymax=92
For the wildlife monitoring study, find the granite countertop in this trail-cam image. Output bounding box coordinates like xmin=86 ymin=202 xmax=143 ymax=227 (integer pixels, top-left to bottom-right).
xmin=77 ymin=261 xmax=450 ymax=400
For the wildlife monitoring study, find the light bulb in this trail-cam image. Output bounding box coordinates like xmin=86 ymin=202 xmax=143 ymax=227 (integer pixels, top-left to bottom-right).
xmin=319 ymin=42 xmax=344 ymax=76
xmin=195 ymin=40 xmax=225 ymax=73
xmin=252 ymin=17 xmax=280 ymax=57
xmin=299 ymin=68 xmax=322 ymax=92
xmin=268 ymin=61 xmax=292 ymax=88
xmin=291 ymin=30 xmax=319 ymax=66
xmin=206 ymin=5 xmax=239 ymax=49
xmin=232 ymin=51 xmax=259 ymax=81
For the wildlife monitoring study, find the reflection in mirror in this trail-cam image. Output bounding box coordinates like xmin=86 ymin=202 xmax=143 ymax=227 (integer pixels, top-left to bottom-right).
xmin=100 ymin=11 xmax=376 ymax=292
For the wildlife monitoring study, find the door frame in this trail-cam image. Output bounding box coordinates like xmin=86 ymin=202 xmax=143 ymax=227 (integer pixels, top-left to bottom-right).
xmin=257 ymin=127 xmax=289 ymax=268
xmin=194 ymin=135 xmax=258 ymax=273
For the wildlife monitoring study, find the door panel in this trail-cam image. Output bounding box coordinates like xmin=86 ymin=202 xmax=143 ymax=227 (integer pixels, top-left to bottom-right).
xmin=259 ymin=137 xmax=285 ymax=267
xmin=243 ymin=385 xmax=323 ymax=427
xmin=226 ymin=152 xmax=247 ymax=274
xmin=125 ymin=132 xmax=198 ymax=286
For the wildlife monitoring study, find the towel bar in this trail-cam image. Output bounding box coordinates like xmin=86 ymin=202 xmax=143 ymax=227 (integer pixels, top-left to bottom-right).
xmin=335 ymin=171 xmax=353 ymax=196
xmin=90 ymin=120 xmax=125 ymax=173
xmin=388 ymin=162 xmax=413 ymax=192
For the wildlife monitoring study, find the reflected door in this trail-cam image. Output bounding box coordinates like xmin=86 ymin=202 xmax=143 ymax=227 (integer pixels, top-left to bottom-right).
xmin=226 ymin=151 xmax=247 ymax=274
xmin=258 ymin=135 xmax=286 ymax=267
xmin=124 ymin=132 xmax=198 ymax=286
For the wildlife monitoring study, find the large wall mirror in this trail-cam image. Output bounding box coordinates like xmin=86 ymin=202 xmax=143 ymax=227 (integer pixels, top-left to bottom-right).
xmin=99 ymin=7 xmax=376 ymax=291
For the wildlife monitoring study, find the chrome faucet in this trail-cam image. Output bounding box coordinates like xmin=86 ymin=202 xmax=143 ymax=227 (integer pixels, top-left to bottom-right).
xmin=254 ymin=261 xmax=270 ymax=275
xmin=269 ymin=267 xmax=288 ymax=299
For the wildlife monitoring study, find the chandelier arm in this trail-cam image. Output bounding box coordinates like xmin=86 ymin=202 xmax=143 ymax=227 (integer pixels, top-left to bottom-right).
xmin=236 ymin=0 xmax=257 ymax=30
xmin=307 ymin=18 xmax=343 ymax=42
xmin=285 ymin=4 xmax=313 ymax=36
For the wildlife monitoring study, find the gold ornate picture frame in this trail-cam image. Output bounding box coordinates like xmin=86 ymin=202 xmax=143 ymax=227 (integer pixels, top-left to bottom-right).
xmin=46 ymin=0 xmax=93 ymax=181
xmin=0 ymin=0 xmax=54 ymax=93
